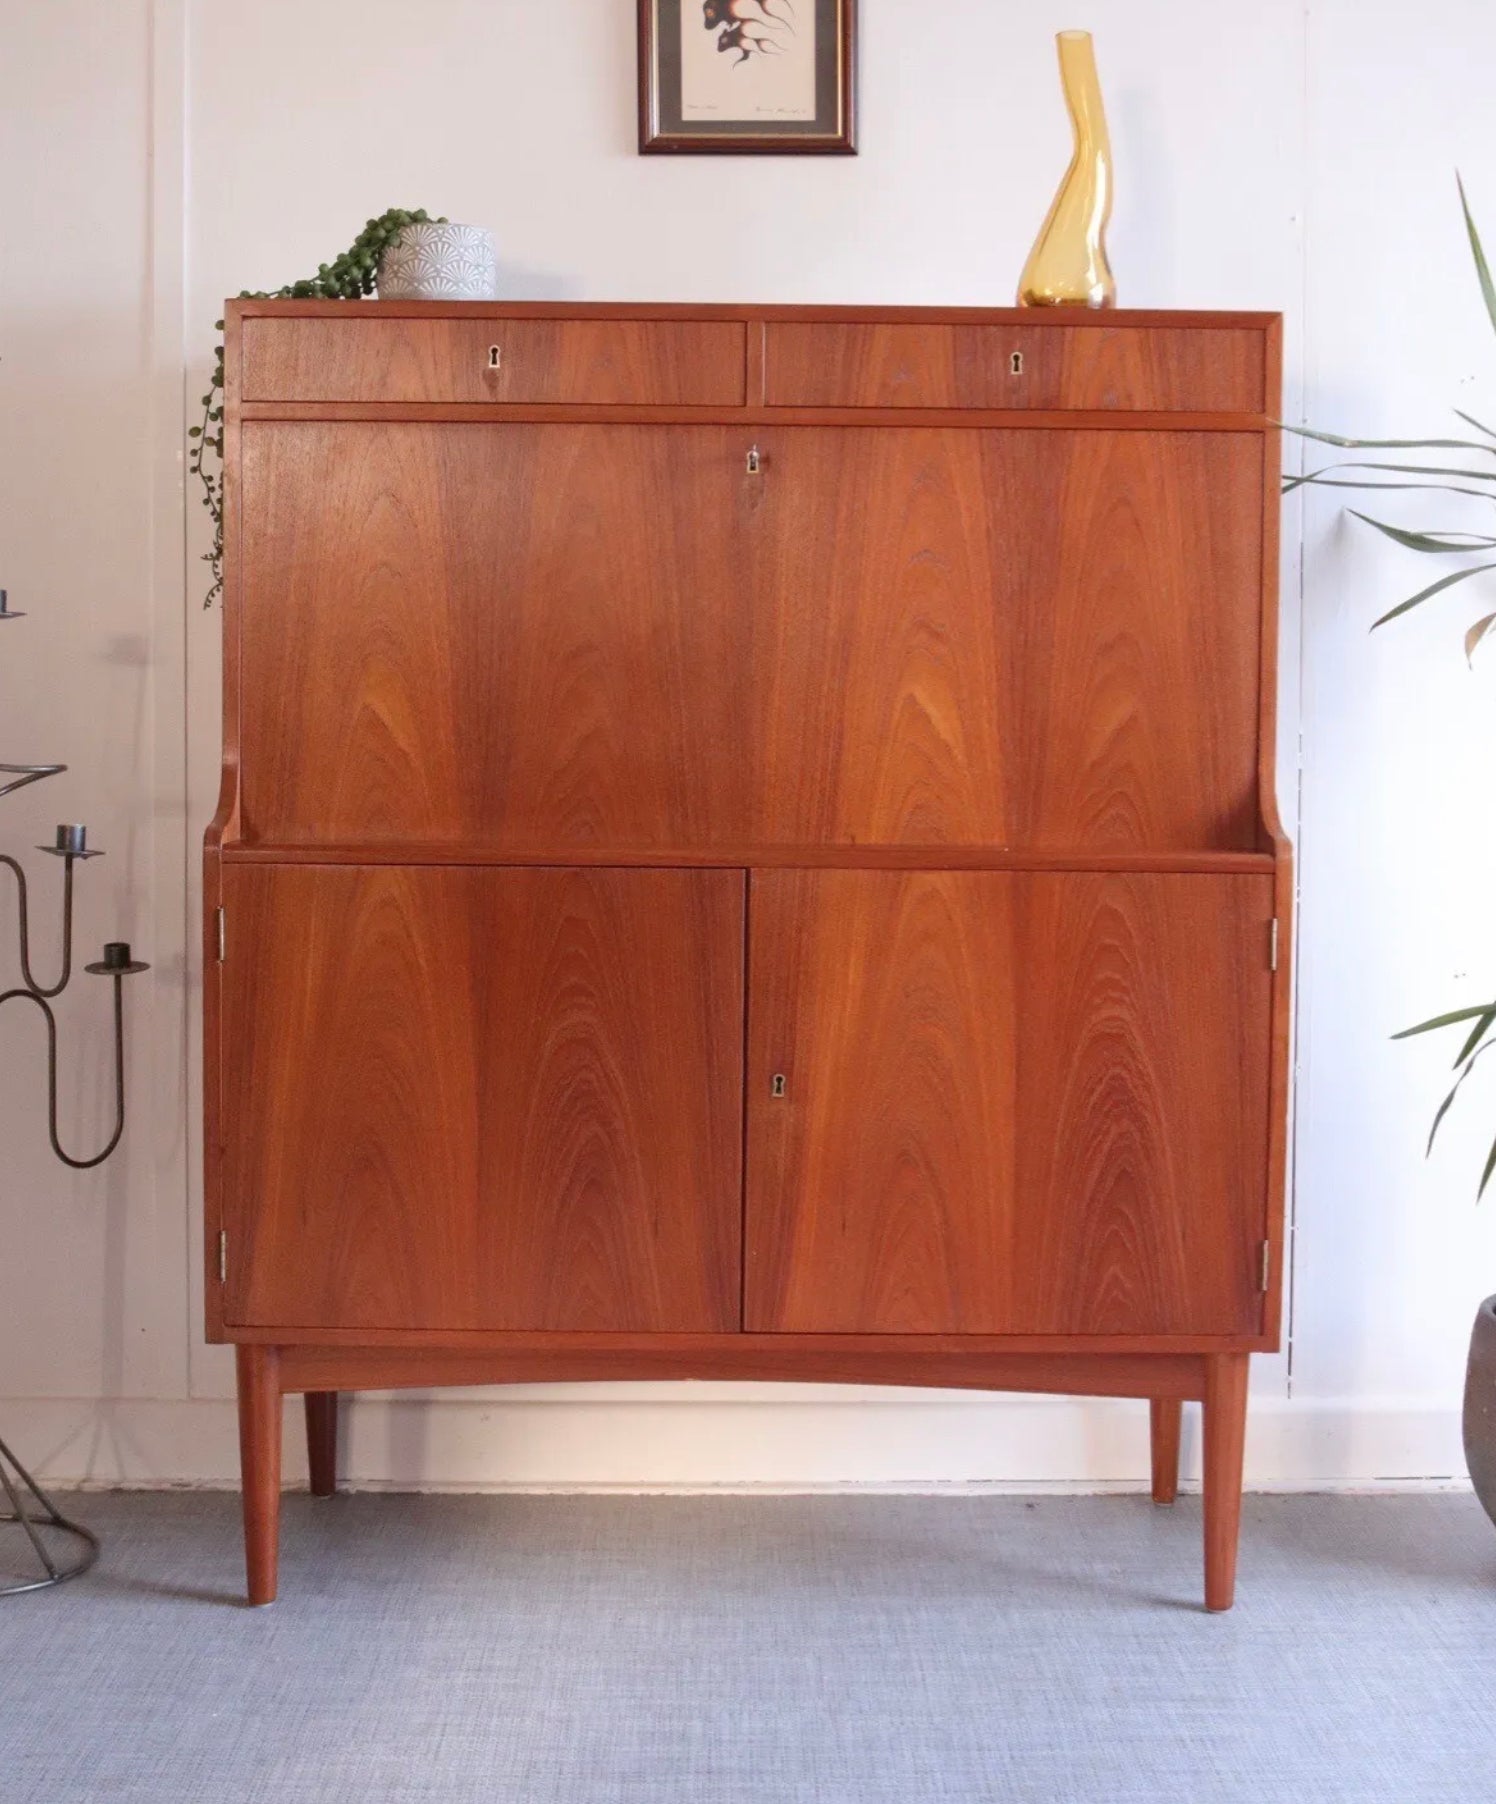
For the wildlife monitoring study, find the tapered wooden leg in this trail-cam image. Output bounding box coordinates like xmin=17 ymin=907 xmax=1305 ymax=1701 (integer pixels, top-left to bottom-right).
xmin=236 ymin=1344 xmax=282 ymax=1606
xmin=1202 ymin=1352 xmax=1250 ymax=1612
xmin=1149 ymin=1397 xmax=1182 ymax=1504
xmin=304 ymin=1391 xmax=338 ymax=1498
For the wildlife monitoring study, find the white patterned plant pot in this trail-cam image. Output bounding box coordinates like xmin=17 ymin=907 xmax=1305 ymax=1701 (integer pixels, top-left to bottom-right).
xmin=377 ymin=223 xmax=499 ymax=300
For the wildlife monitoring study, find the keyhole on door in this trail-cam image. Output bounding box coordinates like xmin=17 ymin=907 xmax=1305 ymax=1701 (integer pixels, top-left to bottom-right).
xmin=771 ymin=1073 xmax=787 ymax=1098
xmin=488 ymin=345 xmax=502 ymax=369
xmin=1010 ymin=350 xmax=1024 ymax=376
xmin=746 ymin=445 xmax=762 ymax=475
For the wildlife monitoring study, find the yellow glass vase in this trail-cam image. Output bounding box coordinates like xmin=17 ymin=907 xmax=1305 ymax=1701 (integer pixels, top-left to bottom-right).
xmin=1018 ymin=30 xmax=1116 ymax=309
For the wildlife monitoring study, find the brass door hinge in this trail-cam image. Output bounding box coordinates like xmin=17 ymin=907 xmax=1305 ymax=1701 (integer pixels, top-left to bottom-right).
xmin=215 ymin=906 xmax=225 ymax=964
xmin=1258 ymin=1240 xmax=1271 ymax=1292
xmin=217 ymin=1229 xmax=228 ymax=1284
xmin=1269 ymin=918 xmax=1279 ymax=972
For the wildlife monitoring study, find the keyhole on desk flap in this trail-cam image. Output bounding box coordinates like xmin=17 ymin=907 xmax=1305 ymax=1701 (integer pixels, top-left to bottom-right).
xmin=488 ymin=345 xmax=502 ymax=370
xmin=1010 ymin=350 xmax=1024 ymax=376
xmin=771 ymin=1073 xmax=787 ymax=1098
xmin=746 ymin=444 xmax=762 ymax=475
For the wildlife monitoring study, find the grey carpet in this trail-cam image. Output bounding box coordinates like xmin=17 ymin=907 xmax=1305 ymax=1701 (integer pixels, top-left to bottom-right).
xmin=2 ymin=1492 xmax=1494 ymax=1803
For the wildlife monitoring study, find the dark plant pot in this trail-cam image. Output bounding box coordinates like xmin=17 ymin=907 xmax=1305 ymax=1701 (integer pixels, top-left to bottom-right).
xmin=1463 ymin=1296 xmax=1496 ymax=1526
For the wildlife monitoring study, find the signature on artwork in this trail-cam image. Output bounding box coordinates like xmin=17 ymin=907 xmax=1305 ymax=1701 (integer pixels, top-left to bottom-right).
xmin=702 ymin=0 xmax=798 ymax=67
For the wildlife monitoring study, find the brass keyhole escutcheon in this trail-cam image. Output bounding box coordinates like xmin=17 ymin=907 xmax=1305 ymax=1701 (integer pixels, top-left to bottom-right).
xmin=746 ymin=445 xmax=762 ymax=475
xmin=1010 ymin=350 xmax=1024 ymax=376
xmin=488 ymin=345 xmax=502 ymax=370
xmin=771 ymin=1073 xmax=787 ymax=1098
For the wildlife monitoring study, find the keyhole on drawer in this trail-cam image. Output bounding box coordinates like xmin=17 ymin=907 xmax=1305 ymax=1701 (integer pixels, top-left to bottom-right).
xmin=1010 ymin=351 xmax=1024 ymax=376
xmin=488 ymin=345 xmax=502 ymax=370
xmin=771 ymin=1073 xmax=787 ymax=1098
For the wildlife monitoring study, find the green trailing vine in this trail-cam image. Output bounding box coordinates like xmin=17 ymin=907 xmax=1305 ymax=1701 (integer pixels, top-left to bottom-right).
xmin=189 ymin=208 xmax=446 ymax=608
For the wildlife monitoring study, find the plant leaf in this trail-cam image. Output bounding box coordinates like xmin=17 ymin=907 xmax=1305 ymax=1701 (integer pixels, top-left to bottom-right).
xmin=1283 ymin=476 xmax=1496 ymax=502
xmin=1455 ymin=408 xmax=1496 ymax=441
xmin=1458 ymin=173 xmax=1496 ymax=340
xmin=1349 ymin=511 xmax=1496 ymax=555
xmin=1300 ymin=460 xmax=1496 ymax=485
xmin=1373 ymin=560 xmax=1496 ymax=628
xmin=1479 ymin=1128 xmax=1496 ymax=1199
xmin=1426 ymin=1040 xmax=1496 ymax=1150
xmin=1454 ymin=1004 xmax=1496 ymax=1066
xmin=1467 ymin=612 xmax=1496 ymax=663
xmin=1285 ymin=423 xmax=1496 ymax=456
xmin=1393 ymin=1002 xmax=1496 ymax=1039
xmin=1428 ymin=1073 xmax=1468 ymax=1154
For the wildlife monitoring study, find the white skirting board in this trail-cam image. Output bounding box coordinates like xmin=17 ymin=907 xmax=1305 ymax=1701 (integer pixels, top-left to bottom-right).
xmin=0 ymin=1393 xmax=1470 ymax=1493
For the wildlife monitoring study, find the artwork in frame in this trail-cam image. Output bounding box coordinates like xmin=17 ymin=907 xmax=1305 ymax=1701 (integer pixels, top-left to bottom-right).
xmin=639 ymin=0 xmax=856 ymax=155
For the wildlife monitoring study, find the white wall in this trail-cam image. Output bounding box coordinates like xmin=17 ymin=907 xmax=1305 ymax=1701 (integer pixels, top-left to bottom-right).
xmin=4 ymin=0 xmax=1494 ymax=1491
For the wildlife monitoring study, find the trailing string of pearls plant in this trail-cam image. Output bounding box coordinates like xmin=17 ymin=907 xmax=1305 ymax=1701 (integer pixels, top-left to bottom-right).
xmin=188 ymin=208 xmax=446 ymax=608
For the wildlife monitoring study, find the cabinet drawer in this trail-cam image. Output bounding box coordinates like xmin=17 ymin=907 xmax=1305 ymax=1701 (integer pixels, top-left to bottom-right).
xmin=765 ymin=322 xmax=1266 ymax=412
xmin=241 ymin=317 xmax=747 ymax=405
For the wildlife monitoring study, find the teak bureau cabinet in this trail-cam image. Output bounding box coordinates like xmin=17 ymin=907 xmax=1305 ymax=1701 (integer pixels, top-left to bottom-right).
xmin=206 ymin=300 xmax=1289 ymax=1610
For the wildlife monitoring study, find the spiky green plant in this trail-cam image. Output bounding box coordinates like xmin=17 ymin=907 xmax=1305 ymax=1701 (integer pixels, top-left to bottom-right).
xmin=1291 ymin=177 xmax=1496 ymax=1192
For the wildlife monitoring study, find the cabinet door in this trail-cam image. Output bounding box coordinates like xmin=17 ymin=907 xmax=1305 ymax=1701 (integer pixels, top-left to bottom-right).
xmin=239 ymin=423 xmax=750 ymax=849
xmin=221 ymin=865 xmax=744 ymax=1332
xmin=750 ymin=429 xmax=1262 ymax=850
xmin=745 ymin=870 xmax=1272 ymax=1335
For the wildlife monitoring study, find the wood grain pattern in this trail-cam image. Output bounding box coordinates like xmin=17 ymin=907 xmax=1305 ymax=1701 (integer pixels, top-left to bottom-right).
xmin=746 ymin=871 xmax=1272 ymax=1335
xmin=1203 ymin=1352 xmax=1250 ymax=1610
xmin=746 ymin=870 xmax=1016 ymax=1332
xmin=238 ymin=423 xmax=751 ymax=848
xmin=235 ymin=1344 xmax=281 ymax=1606
xmin=240 ymin=402 xmax=1271 ymax=433
xmin=239 ymin=422 xmax=1258 ymax=855
xmin=752 ymin=429 xmax=1262 ymax=850
xmin=242 ymin=318 xmax=746 ymax=405
xmin=221 ymin=865 xmax=744 ymax=1332
xmin=219 ymin=844 xmax=1278 ymax=874
xmin=304 ymin=1392 xmax=337 ymax=1497
xmin=1257 ymin=361 xmax=1293 ymax=1350
xmin=1150 ymin=1397 xmax=1182 ymax=1504
xmin=228 ymin=1325 xmax=1268 ymax=1354
xmin=765 ymin=323 xmax=1266 ymax=413
xmin=279 ymin=1342 xmax=1210 ymax=1400
xmin=211 ymin=301 xmax=1288 ymax=1610
xmin=1004 ymin=872 xmax=1273 ymax=1336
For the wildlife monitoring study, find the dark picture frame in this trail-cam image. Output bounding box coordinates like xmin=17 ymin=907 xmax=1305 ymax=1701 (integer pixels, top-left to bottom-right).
xmin=639 ymin=0 xmax=856 ymax=155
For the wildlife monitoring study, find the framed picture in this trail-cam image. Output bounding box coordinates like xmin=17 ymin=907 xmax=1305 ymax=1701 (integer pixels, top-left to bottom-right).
xmin=639 ymin=0 xmax=856 ymax=156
